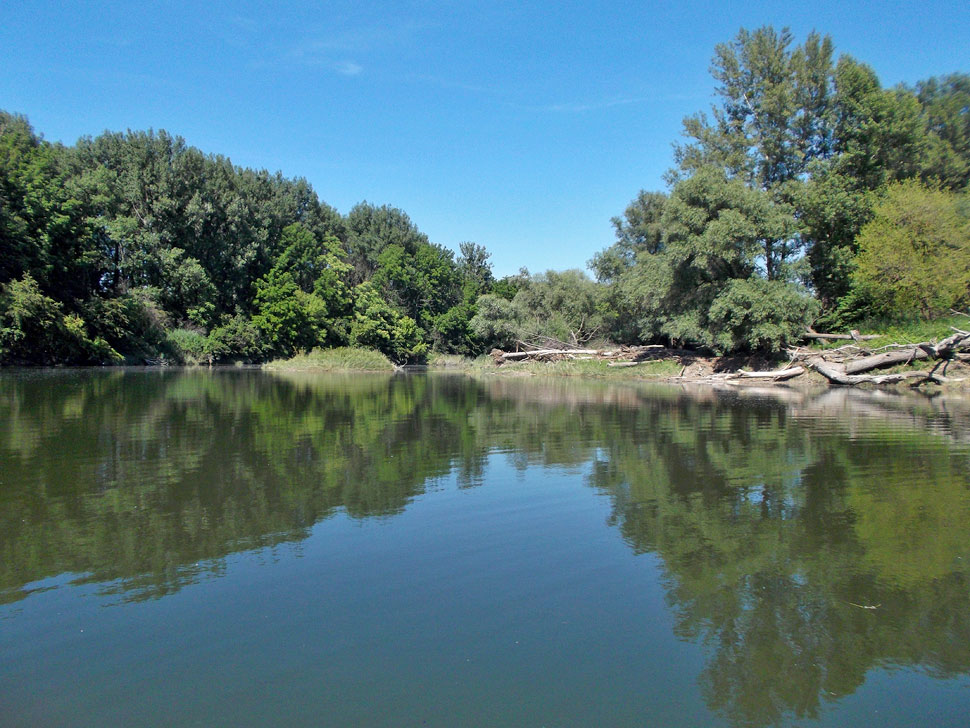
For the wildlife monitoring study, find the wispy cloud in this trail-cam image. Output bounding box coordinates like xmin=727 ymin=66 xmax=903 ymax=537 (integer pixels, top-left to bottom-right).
xmin=238 ymin=16 xmax=430 ymax=76
xmin=409 ymin=75 xmax=658 ymax=114
xmin=295 ymin=20 xmax=427 ymax=55
xmin=408 ymin=73 xmax=506 ymax=97
xmin=539 ymin=96 xmax=645 ymax=113
xmin=283 ymin=19 xmax=428 ymax=76
xmin=334 ymin=60 xmax=363 ymax=77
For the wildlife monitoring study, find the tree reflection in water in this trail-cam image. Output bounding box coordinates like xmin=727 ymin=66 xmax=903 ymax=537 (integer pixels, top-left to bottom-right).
xmin=1 ymin=369 xmax=969 ymax=726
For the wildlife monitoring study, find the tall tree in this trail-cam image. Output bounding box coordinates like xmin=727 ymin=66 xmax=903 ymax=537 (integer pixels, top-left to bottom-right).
xmin=0 ymin=113 xmax=93 ymax=299
xmin=675 ymin=27 xmax=835 ymax=193
xmin=913 ymin=73 xmax=970 ymax=190
xmin=590 ymin=190 xmax=667 ymax=283
xmin=345 ymin=202 xmax=430 ymax=282
xmin=673 ymin=27 xmax=837 ymax=282
xmin=801 ymin=57 xmax=929 ymax=306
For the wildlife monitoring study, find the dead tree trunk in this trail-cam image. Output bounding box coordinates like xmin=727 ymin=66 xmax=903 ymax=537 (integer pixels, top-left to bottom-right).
xmin=843 ymin=349 xmax=929 ymax=374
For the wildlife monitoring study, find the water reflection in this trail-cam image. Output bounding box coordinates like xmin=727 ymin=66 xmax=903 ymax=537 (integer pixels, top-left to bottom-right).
xmin=1 ymin=369 xmax=969 ymax=726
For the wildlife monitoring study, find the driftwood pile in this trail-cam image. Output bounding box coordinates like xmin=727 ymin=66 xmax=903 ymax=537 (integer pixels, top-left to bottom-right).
xmin=490 ymin=326 xmax=970 ymax=387
xmin=788 ymin=328 xmax=970 ymax=386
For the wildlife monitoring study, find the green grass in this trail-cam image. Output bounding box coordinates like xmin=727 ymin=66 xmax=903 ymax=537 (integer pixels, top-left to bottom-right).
xmin=264 ymin=347 xmax=395 ymax=372
xmin=427 ymin=351 xmax=689 ymax=379
xmin=478 ymin=356 xmax=684 ymax=379
xmin=426 ymin=352 xmax=477 ymax=370
xmin=809 ymin=314 xmax=970 ymax=351
xmin=861 ymin=314 xmax=969 ymax=347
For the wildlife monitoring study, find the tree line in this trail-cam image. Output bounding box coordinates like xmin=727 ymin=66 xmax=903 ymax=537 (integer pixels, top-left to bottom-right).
xmin=2 ymin=25 xmax=968 ymax=365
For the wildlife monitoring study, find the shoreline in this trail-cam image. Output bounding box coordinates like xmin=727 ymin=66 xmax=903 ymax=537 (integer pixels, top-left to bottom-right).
xmin=264 ymin=349 xmax=970 ymax=393
xmin=4 ymin=347 xmax=967 ymax=393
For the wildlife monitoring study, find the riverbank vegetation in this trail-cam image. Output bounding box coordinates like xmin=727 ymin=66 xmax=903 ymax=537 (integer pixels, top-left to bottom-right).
xmin=2 ymin=26 xmax=968 ymax=368
xmin=264 ymin=347 xmax=395 ymax=372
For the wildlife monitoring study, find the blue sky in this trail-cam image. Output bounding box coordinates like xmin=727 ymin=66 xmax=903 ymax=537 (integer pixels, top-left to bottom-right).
xmin=2 ymin=1 xmax=968 ymax=277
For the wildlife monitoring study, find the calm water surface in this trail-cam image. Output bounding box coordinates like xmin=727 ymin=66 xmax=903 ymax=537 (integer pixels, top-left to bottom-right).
xmin=2 ymin=369 xmax=970 ymax=727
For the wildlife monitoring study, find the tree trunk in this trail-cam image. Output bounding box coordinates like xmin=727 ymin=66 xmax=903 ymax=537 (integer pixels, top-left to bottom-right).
xmin=843 ymin=348 xmax=929 ymax=374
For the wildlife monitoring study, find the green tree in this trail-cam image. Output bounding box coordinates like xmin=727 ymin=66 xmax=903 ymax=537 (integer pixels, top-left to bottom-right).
xmin=345 ymin=202 xmax=430 ymax=282
xmin=155 ymin=247 xmax=216 ymax=327
xmin=802 ymin=57 xmax=930 ymax=307
xmin=591 ymin=190 xmax=667 ymax=284
xmin=0 ymin=274 xmax=117 ymax=364
xmin=512 ymin=269 xmax=606 ymax=346
xmin=0 ymin=113 xmax=94 ymax=301
xmin=271 ymin=222 xmax=355 ymax=345
xmin=667 ymin=27 xmax=844 ymax=293
xmin=252 ymin=269 xmax=325 ymax=357
xmin=204 ymin=314 xmax=263 ymax=363
xmin=349 ymin=282 xmax=427 ymax=363
xmin=675 ymin=27 xmax=836 ymax=196
xmin=468 ymin=293 xmax=519 ymax=350
xmin=368 ymin=239 xmax=465 ymax=352
xmin=457 ymin=241 xmax=494 ymax=297
xmin=618 ymin=168 xmax=816 ymax=353
xmin=852 ymin=181 xmax=970 ymax=318
xmin=913 ymin=73 xmax=970 ymax=190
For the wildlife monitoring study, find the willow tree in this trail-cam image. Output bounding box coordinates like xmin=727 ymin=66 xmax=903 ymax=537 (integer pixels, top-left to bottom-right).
xmin=674 ymin=26 xmax=837 ymax=281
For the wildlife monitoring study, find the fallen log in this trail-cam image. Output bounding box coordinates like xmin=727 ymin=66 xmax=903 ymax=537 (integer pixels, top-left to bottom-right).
xmin=498 ymin=348 xmax=599 ymax=361
xmin=843 ymin=348 xmax=929 ymax=374
xmin=930 ymin=329 xmax=970 ymax=357
xmin=493 ymin=344 xmax=677 ymax=365
xmin=809 ymin=358 xmax=938 ymax=385
xmin=804 ymin=329 xmax=881 ymax=342
xmin=729 ymin=366 xmax=805 ymax=380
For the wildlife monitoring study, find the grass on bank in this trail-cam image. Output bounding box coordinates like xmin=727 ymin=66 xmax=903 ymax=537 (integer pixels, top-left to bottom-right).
xmin=811 ymin=314 xmax=969 ymax=351
xmin=859 ymin=314 xmax=969 ymax=348
xmin=262 ymin=314 xmax=970 ymax=380
xmin=427 ymin=352 xmax=684 ymax=378
xmin=264 ymin=347 xmax=395 ymax=372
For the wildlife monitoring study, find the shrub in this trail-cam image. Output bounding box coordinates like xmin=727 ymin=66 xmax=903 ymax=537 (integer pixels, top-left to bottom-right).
xmin=852 ymin=181 xmax=970 ymax=319
xmin=205 ymin=315 xmax=264 ymax=363
xmin=706 ymin=278 xmax=820 ymax=353
xmin=164 ymin=328 xmax=208 ymax=364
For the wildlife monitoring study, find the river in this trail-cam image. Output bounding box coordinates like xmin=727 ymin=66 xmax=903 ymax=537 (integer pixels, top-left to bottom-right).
xmin=2 ymin=368 xmax=969 ymax=726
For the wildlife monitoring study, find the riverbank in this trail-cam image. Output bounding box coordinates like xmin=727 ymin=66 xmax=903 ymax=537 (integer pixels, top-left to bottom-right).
xmin=261 ymin=347 xmax=970 ymax=391
xmin=263 ymin=347 xmax=396 ymax=372
xmin=260 ymin=315 xmax=970 ymax=390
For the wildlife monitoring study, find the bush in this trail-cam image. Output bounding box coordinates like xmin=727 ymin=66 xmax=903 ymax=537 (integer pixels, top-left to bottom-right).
xmin=349 ymin=283 xmax=427 ymax=363
xmin=0 ymin=274 xmax=121 ymax=364
xmin=205 ymin=315 xmax=264 ymax=363
xmin=82 ymin=288 xmax=170 ymax=362
xmin=164 ymin=328 xmax=208 ymax=364
xmin=852 ymin=181 xmax=970 ymax=319
xmin=431 ymin=303 xmax=475 ymax=354
xmin=706 ymin=279 xmax=820 ymax=354
xmin=469 ymin=294 xmax=519 ymax=350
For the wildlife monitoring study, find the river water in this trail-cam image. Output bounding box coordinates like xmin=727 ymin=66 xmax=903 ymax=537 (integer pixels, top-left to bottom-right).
xmin=2 ymin=368 xmax=969 ymax=727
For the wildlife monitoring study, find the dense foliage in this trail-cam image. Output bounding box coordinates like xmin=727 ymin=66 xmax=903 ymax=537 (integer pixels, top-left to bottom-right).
xmin=1 ymin=26 xmax=967 ymax=364
xmin=0 ymin=113 xmax=497 ymax=364
xmin=593 ymin=27 xmax=969 ymax=350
